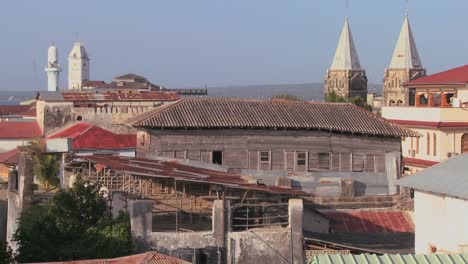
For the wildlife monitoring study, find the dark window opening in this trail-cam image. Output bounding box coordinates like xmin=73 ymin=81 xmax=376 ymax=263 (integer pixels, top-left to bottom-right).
xmin=260 ymin=151 xmax=270 ymax=162
xmin=297 ymin=152 xmax=306 ymax=166
xmin=212 ymin=151 xmax=223 ymax=165
xmin=76 ymin=115 xmax=82 ymax=121
xmin=409 ymin=88 xmax=416 ymax=106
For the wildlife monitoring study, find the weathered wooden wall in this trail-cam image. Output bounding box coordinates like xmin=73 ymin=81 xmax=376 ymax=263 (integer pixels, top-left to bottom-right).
xmin=137 ymin=129 xmax=401 ymax=173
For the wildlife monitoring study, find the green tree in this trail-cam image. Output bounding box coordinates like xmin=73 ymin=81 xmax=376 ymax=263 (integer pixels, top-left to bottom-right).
xmin=13 ymin=180 xmax=133 ymax=262
xmin=271 ymin=94 xmax=302 ymax=101
xmin=0 ymin=241 xmax=14 ymax=264
xmin=26 ymin=139 xmax=60 ymax=189
xmin=326 ymin=91 xmax=372 ymax=111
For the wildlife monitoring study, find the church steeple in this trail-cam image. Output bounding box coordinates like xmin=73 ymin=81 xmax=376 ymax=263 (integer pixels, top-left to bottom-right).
xmin=383 ymin=15 xmax=426 ymax=106
xmin=325 ymin=17 xmax=367 ymax=100
xmin=330 ymin=17 xmax=362 ymax=71
xmin=388 ymin=15 xmax=423 ymax=70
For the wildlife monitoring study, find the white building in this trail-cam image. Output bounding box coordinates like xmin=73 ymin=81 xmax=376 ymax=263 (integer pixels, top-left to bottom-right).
xmin=68 ymin=42 xmax=90 ymax=90
xmin=398 ymin=154 xmax=468 ymax=254
xmin=45 ymin=43 xmax=61 ymax=91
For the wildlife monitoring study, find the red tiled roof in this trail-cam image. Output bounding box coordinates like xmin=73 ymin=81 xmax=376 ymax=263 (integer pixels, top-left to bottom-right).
xmin=79 ymin=155 xmax=310 ymax=196
xmin=82 ymin=80 xmax=107 ymax=87
xmin=38 ymin=91 xmax=179 ymax=102
xmin=389 ymin=119 xmax=468 ymax=128
xmin=0 ymin=121 xmax=42 ymax=139
xmin=324 ymin=210 xmax=414 ymax=233
xmin=34 ymin=251 xmax=190 ymax=264
xmin=47 ymin=123 xmax=136 ymax=150
xmin=18 ymin=103 xmax=37 ymax=117
xmin=132 ymin=98 xmax=418 ymax=137
xmin=404 ymin=65 xmax=468 ymax=85
xmin=403 ymin=157 xmax=439 ymax=167
xmin=0 ymin=148 xmax=19 ymax=165
xmin=0 ymin=105 xmax=31 ymax=116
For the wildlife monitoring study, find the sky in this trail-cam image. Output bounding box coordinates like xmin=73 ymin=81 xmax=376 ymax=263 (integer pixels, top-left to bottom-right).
xmin=1 ymin=0 xmax=468 ymax=91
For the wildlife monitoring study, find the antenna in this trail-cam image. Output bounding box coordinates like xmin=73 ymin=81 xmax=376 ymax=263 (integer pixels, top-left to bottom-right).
xmin=405 ymin=0 xmax=408 ymax=16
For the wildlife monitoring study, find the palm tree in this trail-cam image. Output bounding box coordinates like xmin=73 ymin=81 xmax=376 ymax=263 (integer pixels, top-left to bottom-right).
xmin=26 ymin=139 xmax=60 ymax=189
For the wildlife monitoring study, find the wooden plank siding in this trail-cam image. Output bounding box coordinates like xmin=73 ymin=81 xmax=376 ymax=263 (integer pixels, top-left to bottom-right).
xmin=140 ymin=129 xmax=401 ymax=173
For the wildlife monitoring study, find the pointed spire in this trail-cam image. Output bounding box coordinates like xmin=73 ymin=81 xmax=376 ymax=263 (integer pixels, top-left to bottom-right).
xmin=330 ymin=17 xmax=362 ymax=71
xmin=388 ymin=15 xmax=422 ymax=69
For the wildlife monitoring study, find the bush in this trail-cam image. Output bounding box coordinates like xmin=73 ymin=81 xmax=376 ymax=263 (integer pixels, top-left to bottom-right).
xmin=0 ymin=241 xmax=14 ymax=264
xmin=13 ymin=181 xmax=132 ymax=262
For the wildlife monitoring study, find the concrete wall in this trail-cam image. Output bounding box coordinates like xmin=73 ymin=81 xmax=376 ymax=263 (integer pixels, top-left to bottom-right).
xmin=0 ymin=139 xmax=31 ymax=152
xmin=6 ymin=152 xmax=34 ymax=252
xmin=128 ymin=199 xmax=305 ymax=264
xmin=414 ymin=191 xmax=468 ymax=254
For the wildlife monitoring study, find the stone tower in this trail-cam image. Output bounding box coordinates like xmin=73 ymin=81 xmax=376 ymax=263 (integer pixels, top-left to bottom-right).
xmin=383 ymin=15 xmax=425 ymax=106
xmin=325 ymin=17 xmax=367 ymax=100
xmin=45 ymin=43 xmax=61 ymax=91
xmin=68 ymin=42 xmax=90 ymax=90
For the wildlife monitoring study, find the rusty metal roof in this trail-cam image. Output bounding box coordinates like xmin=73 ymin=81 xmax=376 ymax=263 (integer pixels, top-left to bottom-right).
xmin=79 ymin=155 xmax=309 ymax=196
xmin=37 ymin=90 xmax=180 ymax=102
xmin=34 ymin=251 xmax=190 ymax=264
xmin=132 ymin=98 xmax=417 ymax=137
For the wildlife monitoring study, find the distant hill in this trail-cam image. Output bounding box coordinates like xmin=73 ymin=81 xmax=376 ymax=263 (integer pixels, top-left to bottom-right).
xmin=0 ymin=83 xmax=383 ymax=104
xmin=193 ymin=83 xmax=383 ymax=101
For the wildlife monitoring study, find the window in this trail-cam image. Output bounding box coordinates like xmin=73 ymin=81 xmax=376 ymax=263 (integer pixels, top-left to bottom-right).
xmin=297 ymin=152 xmax=306 ymax=165
xmin=76 ymin=115 xmax=82 ymax=121
xmin=259 ymin=151 xmax=271 ymax=170
xmin=462 ymin=134 xmax=468 ymax=154
xmin=433 ymin=133 xmax=437 ymax=156
xmin=296 ymin=151 xmax=308 ymax=172
xmin=426 ymin=132 xmax=430 ymax=155
xmin=212 ymin=151 xmax=223 ymax=165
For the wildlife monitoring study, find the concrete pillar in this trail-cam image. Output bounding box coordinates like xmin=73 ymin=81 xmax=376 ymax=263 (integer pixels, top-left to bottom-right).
xmin=288 ymin=199 xmax=304 ymax=264
xmin=128 ymin=200 xmax=153 ymax=250
xmin=112 ymin=191 xmax=127 ymax=219
xmin=212 ymin=199 xmax=225 ymax=247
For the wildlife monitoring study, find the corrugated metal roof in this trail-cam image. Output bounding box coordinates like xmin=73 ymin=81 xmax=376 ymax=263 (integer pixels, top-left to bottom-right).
xmin=78 ymin=155 xmax=309 ymax=196
xmin=0 ymin=121 xmax=42 ymax=139
xmin=311 ymin=253 xmax=468 ymax=264
xmin=132 ymin=98 xmax=417 ymax=137
xmin=34 ymin=251 xmax=190 ymax=264
xmin=397 ymin=154 xmax=468 ymax=200
xmin=324 ymin=210 xmax=413 ymax=233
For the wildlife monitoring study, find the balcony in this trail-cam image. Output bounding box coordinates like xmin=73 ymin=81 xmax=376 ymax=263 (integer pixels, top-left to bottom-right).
xmin=382 ymin=106 xmax=468 ymax=123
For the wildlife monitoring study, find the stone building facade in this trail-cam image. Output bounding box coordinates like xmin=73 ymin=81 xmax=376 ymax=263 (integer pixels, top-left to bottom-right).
xmin=383 ymin=16 xmax=425 ymax=106
xmin=324 ymin=18 xmax=367 ymax=100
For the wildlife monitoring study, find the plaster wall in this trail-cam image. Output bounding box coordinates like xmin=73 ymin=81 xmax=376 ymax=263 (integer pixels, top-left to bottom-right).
xmin=414 ymin=191 xmax=468 ymax=254
xmin=0 ymin=139 xmax=31 ymax=152
xmin=382 ymin=106 xmax=468 ymax=122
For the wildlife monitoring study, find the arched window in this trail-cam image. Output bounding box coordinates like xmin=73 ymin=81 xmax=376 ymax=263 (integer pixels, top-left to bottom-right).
xmin=462 ymin=133 xmax=468 ymax=154
xmin=389 ymin=100 xmax=396 ymax=106
xmin=419 ymin=94 xmax=428 ymax=106
xmin=433 ymin=133 xmax=437 ymax=156
xmin=397 ymin=100 xmax=404 ymax=106
xmin=426 ymin=132 xmax=430 ymax=155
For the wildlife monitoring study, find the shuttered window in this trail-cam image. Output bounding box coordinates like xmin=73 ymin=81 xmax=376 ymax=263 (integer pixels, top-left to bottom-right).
xmin=375 ymin=155 xmax=385 ymax=172
xmin=317 ymin=153 xmax=330 ymax=171
xmin=340 ymin=153 xmax=351 ymax=172
xmin=331 ymin=153 xmax=340 ymax=172
xmin=249 ymin=150 xmax=258 ymax=170
xmin=462 ymin=134 xmax=468 ymax=154
xmin=201 ymin=151 xmax=211 ymax=163
xmin=296 ymin=151 xmax=308 ymax=172
xmin=285 ymin=151 xmax=295 ymax=172
xmin=259 ymin=151 xmax=271 ymax=170
xmin=366 ymin=154 xmax=375 ymax=172
xmin=352 ymin=153 xmax=366 ymax=172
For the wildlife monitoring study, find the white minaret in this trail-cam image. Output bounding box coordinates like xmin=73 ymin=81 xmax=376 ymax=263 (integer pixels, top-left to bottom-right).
xmin=68 ymin=42 xmax=90 ymax=90
xmin=45 ymin=43 xmax=61 ymax=91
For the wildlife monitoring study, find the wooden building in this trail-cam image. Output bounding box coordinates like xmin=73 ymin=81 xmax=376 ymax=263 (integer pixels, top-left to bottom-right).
xmin=132 ymin=98 xmax=416 ymax=175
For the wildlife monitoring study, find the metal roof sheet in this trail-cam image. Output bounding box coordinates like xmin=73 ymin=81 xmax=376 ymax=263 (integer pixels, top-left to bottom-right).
xmin=311 ymin=254 xmax=468 ymax=264
xmin=397 ymin=154 xmax=468 ymax=200
xmin=132 ymin=98 xmax=418 ymax=138
xmin=78 ymin=155 xmax=310 ymax=196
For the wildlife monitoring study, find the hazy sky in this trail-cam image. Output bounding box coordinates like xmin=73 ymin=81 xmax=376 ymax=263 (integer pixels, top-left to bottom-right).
xmin=1 ymin=0 xmax=468 ymax=91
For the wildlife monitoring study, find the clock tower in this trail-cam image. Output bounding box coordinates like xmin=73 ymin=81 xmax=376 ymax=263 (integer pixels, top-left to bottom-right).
xmin=68 ymin=42 xmax=90 ymax=90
